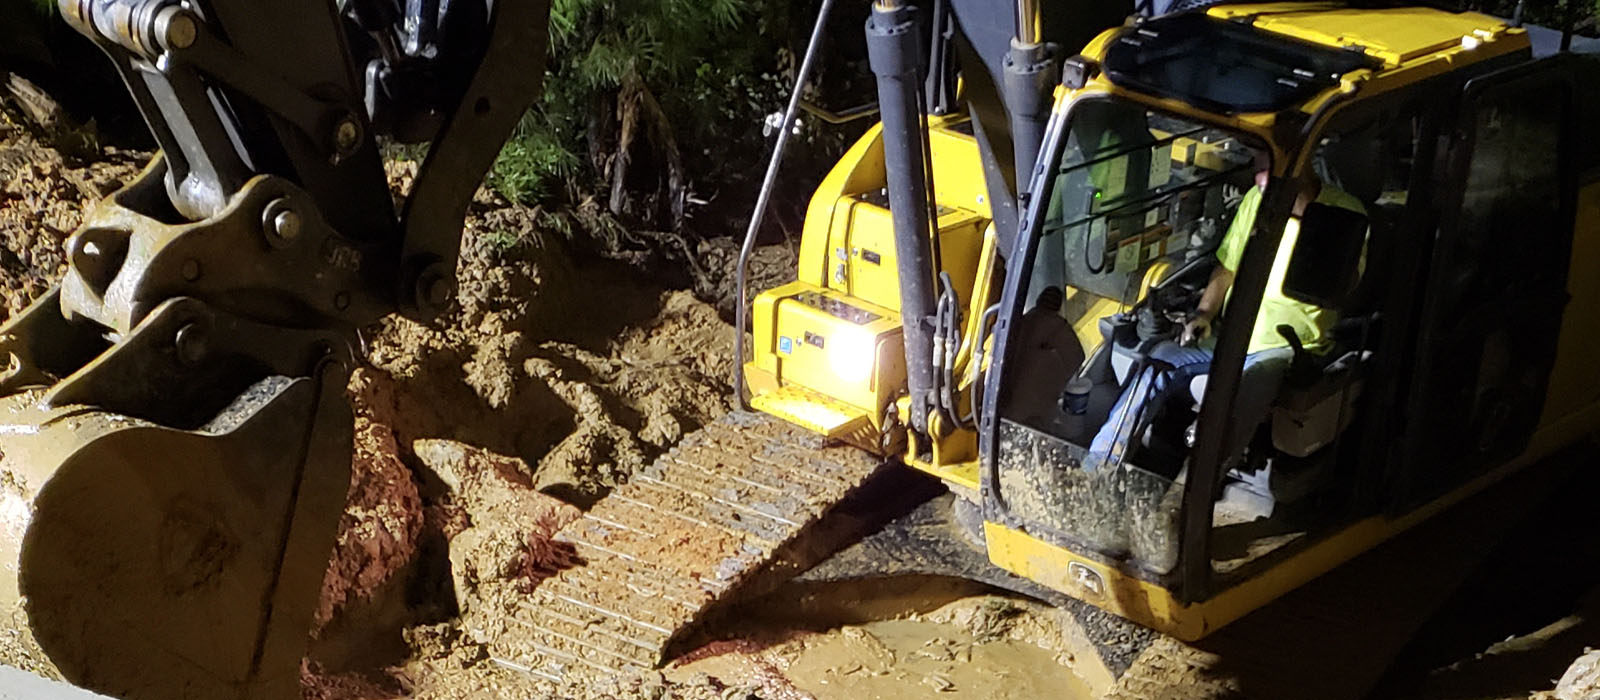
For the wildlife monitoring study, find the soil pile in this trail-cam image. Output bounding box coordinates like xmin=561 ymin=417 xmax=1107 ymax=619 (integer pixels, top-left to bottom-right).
xmin=360 ymin=170 xmax=735 ymax=506
xmin=310 ymin=179 xmax=741 ymax=695
xmin=0 ymin=113 xmax=140 ymax=319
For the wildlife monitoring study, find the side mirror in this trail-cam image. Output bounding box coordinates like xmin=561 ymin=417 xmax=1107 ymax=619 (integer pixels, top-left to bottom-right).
xmin=1282 ymin=202 xmax=1368 ymax=310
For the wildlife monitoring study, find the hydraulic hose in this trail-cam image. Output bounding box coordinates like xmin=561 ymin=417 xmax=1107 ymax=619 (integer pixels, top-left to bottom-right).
xmin=968 ymin=303 xmax=1000 ymax=425
xmin=732 ymin=0 xmax=837 ymax=410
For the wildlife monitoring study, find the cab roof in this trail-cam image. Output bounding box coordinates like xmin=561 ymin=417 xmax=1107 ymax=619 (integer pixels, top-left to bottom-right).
xmin=1206 ymin=4 xmax=1519 ymax=66
xmin=1093 ymin=4 xmax=1528 ymax=116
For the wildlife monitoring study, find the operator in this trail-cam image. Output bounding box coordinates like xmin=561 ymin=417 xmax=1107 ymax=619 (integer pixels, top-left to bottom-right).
xmin=1084 ymin=164 xmax=1366 ymax=473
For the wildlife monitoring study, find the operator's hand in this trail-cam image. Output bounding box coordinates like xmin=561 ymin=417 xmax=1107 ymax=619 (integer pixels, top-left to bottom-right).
xmin=1181 ymin=313 xmax=1213 ymax=346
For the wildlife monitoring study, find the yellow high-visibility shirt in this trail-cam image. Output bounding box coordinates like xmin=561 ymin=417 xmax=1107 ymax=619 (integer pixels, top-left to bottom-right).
xmin=1216 ymin=185 xmax=1366 ymax=354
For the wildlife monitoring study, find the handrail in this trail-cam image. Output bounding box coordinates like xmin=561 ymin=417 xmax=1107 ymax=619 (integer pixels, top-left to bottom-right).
xmin=731 ymin=0 xmax=838 ymax=410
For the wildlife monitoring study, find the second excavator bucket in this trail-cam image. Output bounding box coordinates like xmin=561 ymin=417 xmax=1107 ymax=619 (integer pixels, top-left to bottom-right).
xmin=0 ymin=372 xmax=351 ymax=699
xmin=0 ymin=259 xmax=356 ymax=699
xmin=0 ymin=0 xmax=553 ymax=695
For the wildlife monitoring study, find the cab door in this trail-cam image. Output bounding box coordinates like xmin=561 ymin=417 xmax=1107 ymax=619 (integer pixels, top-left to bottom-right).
xmin=1393 ymin=59 xmax=1579 ymax=507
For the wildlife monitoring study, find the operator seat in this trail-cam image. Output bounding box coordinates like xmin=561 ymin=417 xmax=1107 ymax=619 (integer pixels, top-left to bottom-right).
xmin=1186 ymin=132 xmax=1387 ymax=459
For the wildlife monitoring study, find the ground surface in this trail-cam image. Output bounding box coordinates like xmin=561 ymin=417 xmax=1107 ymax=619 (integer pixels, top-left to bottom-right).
xmin=1 ymin=99 xmax=1598 ymax=700
xmin=0 ymin=112 xmax=1091 ymax=700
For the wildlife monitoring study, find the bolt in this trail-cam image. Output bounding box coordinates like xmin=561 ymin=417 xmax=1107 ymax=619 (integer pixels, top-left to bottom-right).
xmin=162 ymin=11 xmax=197 ymax=50
xmin=181 ymin=259 xmax=201 ymax=282
xmin=333 ymin=291 xmax=350 ymax=311
xmin=333 ymin=117 xmax=361 ymax=155
xmin=406 ymin=260 xmax=455 ymax=314
xmin=272 ymin=209 xmax=301 ymax=241
xmin=174 ymin=323 xmax=206 ymax=366
xmin=261 ymin=198 xmax=304 ymax=248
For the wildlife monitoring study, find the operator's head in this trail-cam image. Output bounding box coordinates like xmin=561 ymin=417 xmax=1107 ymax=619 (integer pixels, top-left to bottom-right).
xmin=1249 ymin=151 xmax=1324 ymax=215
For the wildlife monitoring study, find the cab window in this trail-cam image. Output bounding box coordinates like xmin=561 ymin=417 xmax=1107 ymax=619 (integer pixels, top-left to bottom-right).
xmin=996 ymin=101 xmax=1260 ymax=575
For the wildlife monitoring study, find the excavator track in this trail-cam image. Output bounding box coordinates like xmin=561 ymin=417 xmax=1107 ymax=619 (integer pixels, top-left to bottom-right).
xmin=483 ymin=411 xmax=886 ymax=682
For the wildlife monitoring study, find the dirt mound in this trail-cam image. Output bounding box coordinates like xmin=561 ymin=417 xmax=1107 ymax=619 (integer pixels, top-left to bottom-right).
xmin=363 ymin=202 xmax=734 ymax=507
xmin=308 ymin=189 xmax=737 ymax=695
xmin=408 ymin=439 xmax=580 ymax=612
xmin=0 ymin=118 xmax=141 ymax=319
xmin=313 ymin=386 xmax=427 ymax=636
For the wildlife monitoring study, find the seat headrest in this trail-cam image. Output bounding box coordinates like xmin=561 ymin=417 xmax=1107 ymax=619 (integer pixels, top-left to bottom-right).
xmin=1314 ymin=131 xmax=1385 ymax=205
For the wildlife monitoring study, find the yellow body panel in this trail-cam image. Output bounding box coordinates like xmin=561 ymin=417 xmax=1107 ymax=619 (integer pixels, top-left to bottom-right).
xmin=987 ymin=395 xmax=1600 ymax=640
xmin=1208 ymin=5 xmax=1521 ymax=67
xmin=798 ymin=126 xmax=887 ymax=289
xmin=926 ymin=125 xmax=994 ymax=219
xmin=822 ymin=198 xmax=985 ymax=313
xmin=1073 ymin=4 xmax=1530 ymax=172
xmin=1541 ymin=179 xmax=1600 ymax=423
xmin=747 ymin=281 xmax=906 ymax=422
xmin=750 ymin=118 xmax=994 ymax=464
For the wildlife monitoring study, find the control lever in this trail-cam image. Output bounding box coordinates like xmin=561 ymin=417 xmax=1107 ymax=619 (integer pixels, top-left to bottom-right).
xmin=1131 ymin=256 xmax=1214 ymax=343
xmin=1276 ymin=324 xmax=1319 ymax=386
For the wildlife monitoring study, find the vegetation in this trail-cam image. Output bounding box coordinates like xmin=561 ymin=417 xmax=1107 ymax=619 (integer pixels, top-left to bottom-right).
xmin=490 ymin=0 xmax=1597 ymax=241
xmin=488 ymin=0 xmax=809 ymax=238
xmin=1460 ymin=0 xmax=1600 ymax=30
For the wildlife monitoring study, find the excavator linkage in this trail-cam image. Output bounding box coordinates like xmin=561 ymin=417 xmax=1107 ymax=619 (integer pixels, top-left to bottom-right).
xmin=0 ymin=0 xmax=550 ymax=696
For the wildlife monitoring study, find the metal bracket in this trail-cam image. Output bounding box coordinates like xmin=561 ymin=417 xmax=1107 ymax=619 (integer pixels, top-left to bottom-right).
xmin=46 ymin=295 xmax=350 ymax=429
xmin=396 ymin=0 xmax=552 ymax=318
xmin=59 ymin=158 xmax=391 ymax=336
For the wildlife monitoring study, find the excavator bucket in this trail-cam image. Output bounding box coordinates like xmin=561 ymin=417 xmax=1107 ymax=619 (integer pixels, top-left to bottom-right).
xmin=0 ymin=0 xmax=552 ymax=694
xmin=0 ymin=383 xmax=351 ymax=699
xmin=0 ymin=286 xmax=355 ymax=699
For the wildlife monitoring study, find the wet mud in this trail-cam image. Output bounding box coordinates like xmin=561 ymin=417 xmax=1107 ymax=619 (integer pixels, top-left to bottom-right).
xmin=5 ymin=90 xmax=1598 ymax=700
xmin=672 ymin=579 xmax=1097 ymax=700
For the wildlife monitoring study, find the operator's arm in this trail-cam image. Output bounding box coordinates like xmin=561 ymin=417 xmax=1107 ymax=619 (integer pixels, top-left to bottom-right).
xmin=1182 ymin=265 xmax=1233 ymax=344
xmin=1183 ymin=183 xmax=1260 ymax=345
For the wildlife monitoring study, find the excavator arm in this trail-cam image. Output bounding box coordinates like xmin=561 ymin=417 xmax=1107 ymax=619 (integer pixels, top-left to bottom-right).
xmin=0 ymin=0 xmax=550 ymax=697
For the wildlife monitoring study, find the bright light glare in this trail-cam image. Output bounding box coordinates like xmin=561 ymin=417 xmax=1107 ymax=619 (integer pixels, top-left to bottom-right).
xmin=828 ymin=331 xmax=876 ymax=384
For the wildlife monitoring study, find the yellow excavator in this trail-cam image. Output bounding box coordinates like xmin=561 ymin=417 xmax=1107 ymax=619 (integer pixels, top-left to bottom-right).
xmin=740 ymin=0 xmax=1600 ymax=643
xmin=1 ymin=0 xmax=1598 ymax=698
xmin=488 ymin=0 xmax=1600 ymax=691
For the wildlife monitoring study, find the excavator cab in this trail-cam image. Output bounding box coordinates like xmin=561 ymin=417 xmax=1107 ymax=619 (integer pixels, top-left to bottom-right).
xmin=980 ymin=7 xmax=1595 ymax=639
